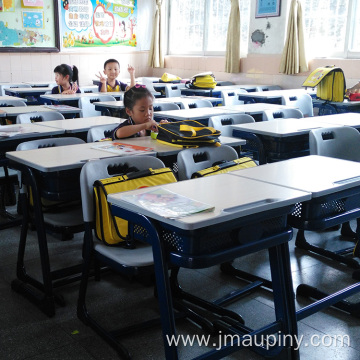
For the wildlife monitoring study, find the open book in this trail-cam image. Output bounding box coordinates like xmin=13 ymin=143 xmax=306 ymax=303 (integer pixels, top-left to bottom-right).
xmin=119 ymin=187 xmax=214 ymax=219
xmin=0 ymin=125 xmax=24 ymax=138
xmin=91 ymin=142 xmax=154 ymax=155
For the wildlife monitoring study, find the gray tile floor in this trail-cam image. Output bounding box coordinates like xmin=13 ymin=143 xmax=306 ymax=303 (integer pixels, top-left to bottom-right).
xmin=1 ymin=215 xmax=360 ymax=359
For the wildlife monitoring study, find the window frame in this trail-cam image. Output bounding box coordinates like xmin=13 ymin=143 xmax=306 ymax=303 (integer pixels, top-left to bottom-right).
xmin=166 ymin=0 xmax=240 ymax=57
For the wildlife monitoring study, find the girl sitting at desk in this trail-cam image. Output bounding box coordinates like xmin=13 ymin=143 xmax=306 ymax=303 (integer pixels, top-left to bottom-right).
xmin=52 ymin=64 xmax=81 ymax=94
xmin=112 ymin=85 xmax=167 ymax=140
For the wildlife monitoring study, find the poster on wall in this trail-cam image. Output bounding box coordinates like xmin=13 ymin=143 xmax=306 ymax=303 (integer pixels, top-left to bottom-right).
xmin=59 ymin=0 xmax=137 ymax=49
xmin=0 ymin=0 xmax=59 ymax=52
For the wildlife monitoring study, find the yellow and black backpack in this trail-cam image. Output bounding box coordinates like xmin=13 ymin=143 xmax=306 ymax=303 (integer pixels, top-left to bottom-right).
xmin=186 ymin=72 xmax=217 ymax=89
xmin=191 ymin=157 xmax=257 ymax=178
xmin=302 ymin=66 xmax=346 ymax=102
xmin=94 ymin=167 xmax=177 ymax=246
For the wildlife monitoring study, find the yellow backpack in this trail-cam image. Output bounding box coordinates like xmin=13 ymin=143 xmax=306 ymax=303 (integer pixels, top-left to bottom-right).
xmin=93 ymin=167 xmax=177 ymax=246
xmin=186 ymin=72 xmax=217 ymax=89
xmin=302 ymin=66 xmax=346 ymax=102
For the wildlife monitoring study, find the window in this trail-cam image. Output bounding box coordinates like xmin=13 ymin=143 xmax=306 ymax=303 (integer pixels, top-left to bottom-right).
xmin=167 ymin=0 xmax=250 ymax=56
xmin=303 ymin=0 xmax=360 ymax=58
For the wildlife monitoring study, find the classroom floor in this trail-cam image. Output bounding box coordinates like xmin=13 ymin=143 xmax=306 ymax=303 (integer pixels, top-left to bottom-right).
xmin=1 ymin=212 xmax=360 ymax=360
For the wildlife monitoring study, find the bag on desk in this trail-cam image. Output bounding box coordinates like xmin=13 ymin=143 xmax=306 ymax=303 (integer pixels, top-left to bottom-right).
xmin=157 ymin=120 xmax=221 ymax=148
xmin=186 ymin=72 xmax=217 ymax=89
xmin=191 ymin=157 xmax=257 ymax=178
xmin=159 ymin=72 xmax=181 ymax=83
xmin=302 ymin=66 xmax=346 ymax=102
xmin=94 ymin=167 xmax=177 ymax=246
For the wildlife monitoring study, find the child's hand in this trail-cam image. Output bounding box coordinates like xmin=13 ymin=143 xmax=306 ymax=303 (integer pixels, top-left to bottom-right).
xmin=127 ymin=64 xmax=135 ymax=76
xmin=71 ymin=81 xmax=78 ymax=93
xmin=144 ymin=119 xmax=158 ymax=131
xmin=96 ymin=71 xmax=107 ymax=84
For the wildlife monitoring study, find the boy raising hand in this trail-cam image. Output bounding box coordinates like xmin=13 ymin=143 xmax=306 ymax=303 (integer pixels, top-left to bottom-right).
xmin=96 ymin=59 xmax=135 ymax=92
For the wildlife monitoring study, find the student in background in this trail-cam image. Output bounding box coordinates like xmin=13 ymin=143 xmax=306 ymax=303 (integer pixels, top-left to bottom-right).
xmin=112 ymin=85 xmax=167 ymax=140
xmin=52 ymin=64 xmax=81 ymax=94
xmin=96 ymin=59 xmax=135 ymax=93
xmin=346 ymin=81 xmax=360 ymax=96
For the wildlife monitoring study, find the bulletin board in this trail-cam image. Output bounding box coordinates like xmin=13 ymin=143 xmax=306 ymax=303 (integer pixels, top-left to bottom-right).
xmin=59 ymin=0 xmax=137 ymax=49
xmin=0 ymin=0 xmax=60 ymax=52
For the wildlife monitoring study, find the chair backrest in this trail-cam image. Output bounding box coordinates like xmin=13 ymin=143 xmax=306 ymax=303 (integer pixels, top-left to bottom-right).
xmin=0 ymin=100 xmax=27 ymax=107
xmin=177 ymin=145 xmax=238 ymax=180
xmin=187 ymin=99 xmax=213 ymax=108
xmin=209 ymin=114 xmax=255 ymax=137
xmin=87 ymin=123 xmax=118 ymax=142
xmin=80 ymin=156 xmax=165 ymax=222
xmin=16 ymin=111 xmax=65 ymax=124
xmin=221 ymin=89 xmax=248 ymax=106
xmin=79 ymin=95 xmax=116 ymax=117
xmin=164 ymin=83 xmax=186 ymax=97
xmin=153 ymin=102 xmax=180 ymax=112
xmin=309 ymin=126 xmax=360 ymax=162
xmin=16 ymin=137 xmax=85 ymax=151
xmin=282 ymin=93 xmax=313 ymax=117
xmin=79 ymin=86 xmax=96 ymax=93
xmin=217 ymin=81 xmax=235 ymax=86
xmin=262 ymin=108 xmax=304 ymax=121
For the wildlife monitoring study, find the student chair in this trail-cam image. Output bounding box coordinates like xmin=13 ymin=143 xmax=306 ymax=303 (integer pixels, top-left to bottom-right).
xmin=79 ymin=86 xmax=97 ymax=93
xmin=16 ymin=111 xmax=65 ymax=124
xmin=282 ymin=93 xmax=314 ymax=117
xmin=0 ymin=100 xmax=27 ymax=107
xmin=221 ymin=89 xmax=248 ymax=106
xmin=152 ymin=102 xmax=180 ymax=112
xmin=164 ymin=83 xmax=186 ymax=97
xmin=216 ymin=81 xmax=235 ymax=86
xmin=77 ymin=156 xmax=164 ymax=358
xmin=262 ymin=108 xmax=304 ymax=121
xmin=177 ymin=145 xmax=238 ymax=180
xmin=185 ymin=99 xmax=213 ymax=108
xmin=79 ymin=95 xmax=116 ymax=117
xmin=209 ymin=114 xmax=255 ymax=137
xmin=307 ymin=126 xmax=360 ymax=252
xmin=87 ymin=123 xmax=119 ymax=142
xmin=16 ymin=137 xmax=85 ymax=241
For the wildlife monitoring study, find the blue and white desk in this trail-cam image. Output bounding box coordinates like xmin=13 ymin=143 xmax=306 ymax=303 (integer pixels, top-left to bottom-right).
xmin=308 ymin=112 xmax=360 ymax=129
xmin=313 ymin=98 xmax=360 ymax=115
xmin=232 ymin=155 xmax=360 ymax=316
xmin=0 ymin=95 xmax=28 ymax=102
xmin=231 ymin=118 xmax=341 ymax=163
xmin=5 ymin=87 xmax=52 ymax=105
xmin=108 ymin=174 xmax=310 ymax=359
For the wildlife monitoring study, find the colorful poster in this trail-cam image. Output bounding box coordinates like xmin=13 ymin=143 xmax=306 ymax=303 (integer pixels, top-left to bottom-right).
xmin=60 ymin=0 xmax=137 ymax=49
xmin=0 ymin=1 xmax=3 ymax=12
xmin=22 ymin=0 xmax=44 ymax=7
xmin=3 ymin=0 xmax=15 ymax=12
xmin=22 ymin=11 xmax=44 ymax=28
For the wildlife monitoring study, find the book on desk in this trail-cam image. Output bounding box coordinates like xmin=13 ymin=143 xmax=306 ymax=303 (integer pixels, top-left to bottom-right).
xmin=91 ymin=142 xmax=154 ymax=155
xmin=118 ymin=187 xmax=215 ymax=219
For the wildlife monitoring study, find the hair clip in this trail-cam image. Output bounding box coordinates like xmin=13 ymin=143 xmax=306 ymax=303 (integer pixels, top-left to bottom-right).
xmin=134 ymin=84 xmax=146 ymax=88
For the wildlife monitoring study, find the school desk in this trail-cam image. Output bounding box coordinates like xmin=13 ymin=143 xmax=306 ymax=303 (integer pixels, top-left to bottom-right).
xmin=231 ymin=155 xmax=360 ymax=317
xmin=313 ymin=98 xmax=360 ymax=115
xmin=153 ymin=107 xmax=242 ymax=125
xmin=0 ymin=83 xmax=24 ymax=96
xmin=22 ymin=81 xmax=55 ymax=88
xmin=231 ymin=118 xmax=342 ymax=163
xmin=155 ymin=95 xmax=223 ymax=108
xmin=237 ymin=89 xmax=317 ymax=105
xmin=0 ymin=105 xmax=82 ymax=124
xmin=308 ymin=112 xmax=360 ymax=128
xmin=37 ymin=115 xmax=123 ymax=141
xmin=0 ymin=95 xmax=28 ymax=102
xmin=40 ymin=92 xmax=123 ymax=105
xmin=108 ymin=174 xmax=310 ymax=359
xmin=221 ymin=103 xmax=298 ymax=121
xmin=4 ymin=87 xmax=53 ymax=105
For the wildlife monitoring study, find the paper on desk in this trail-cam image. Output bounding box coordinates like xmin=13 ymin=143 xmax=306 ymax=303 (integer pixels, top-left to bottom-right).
xmin=119 ymin=187 xmax=215 ymax=219
xmin=0 ymin=126 xmax=24 ymax=137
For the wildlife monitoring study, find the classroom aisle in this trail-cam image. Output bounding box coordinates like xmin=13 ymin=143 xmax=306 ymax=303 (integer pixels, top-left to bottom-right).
xmin=0 ymin=218 xmax=360 ymax=359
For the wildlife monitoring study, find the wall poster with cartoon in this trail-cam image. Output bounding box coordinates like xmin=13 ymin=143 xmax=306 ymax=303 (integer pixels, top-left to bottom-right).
xmin=60 ymin=0 xmax=137 ymax=49
xmin=0 ymin=0 xmax=60 ymax=52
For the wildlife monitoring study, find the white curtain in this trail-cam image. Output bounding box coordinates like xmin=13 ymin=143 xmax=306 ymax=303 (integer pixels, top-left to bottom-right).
xmin=279 ymin=0 xmax=308 ymax=74
xmin=148 ymin=0 xmax=164 ymax=68
xmin=225 ymin=0 xmax=241 ymax=73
